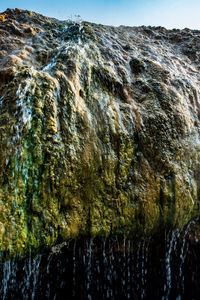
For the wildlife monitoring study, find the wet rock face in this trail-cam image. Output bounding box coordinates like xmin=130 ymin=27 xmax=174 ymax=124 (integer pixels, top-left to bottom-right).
xmin=0 ymin=8 xmax=200 ymax=255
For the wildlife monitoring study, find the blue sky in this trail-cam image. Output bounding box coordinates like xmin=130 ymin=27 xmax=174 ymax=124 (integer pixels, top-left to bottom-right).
xmin=1 ymin=0 xmax=200 ymax=29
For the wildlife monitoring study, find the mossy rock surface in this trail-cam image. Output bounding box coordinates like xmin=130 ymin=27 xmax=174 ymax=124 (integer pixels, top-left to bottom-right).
xmin=0 ymin=8 xmax=200 ymax=256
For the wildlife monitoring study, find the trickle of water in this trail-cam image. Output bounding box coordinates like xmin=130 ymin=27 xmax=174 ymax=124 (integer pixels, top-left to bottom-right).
xmin=18 ymin=254 xmax=41 ymax=300
xmin=15 ymin=70 xmax=36 ymax=138
xmin=178 ymin=220 xmax=195 ymax=295
xmin=46 ymin=255 xmax=53 ymax=298
xmin=72 ymin=240 xmax=76 ymax=297
xmin=127 ymin=240 xmax=131 ymax=299
xmin=135 ymin=241 xmax=141 ymax=293
xmin=163 ymin=229 xmax=180 ymax=300
xmin=0 ymin=227 xmax=200 ymax=299
xmin=0 ymin=94 xmax=5 ymax=114
xmin=85 ymin=238 xmax=93 ymax=300
xmin=42 ymin=17 xmax=84 ymax=73
xmin=21 ymin=255 xmax=32 ymax=296
xmin=2 ymin=261 xmax=11 ymax=300
xmin=32 ymin=255 xmax=42 ymax=300
xmin=42 ymin=46 xmax=64 ymax=72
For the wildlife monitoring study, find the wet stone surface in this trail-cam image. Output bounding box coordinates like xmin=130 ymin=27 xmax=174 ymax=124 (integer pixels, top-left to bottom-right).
xmin=0 ymin=8 xmax=200 ymax=257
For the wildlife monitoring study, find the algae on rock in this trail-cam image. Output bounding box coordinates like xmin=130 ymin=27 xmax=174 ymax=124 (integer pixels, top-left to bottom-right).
xmin=0 ymin=8 xmax=200 ymax=256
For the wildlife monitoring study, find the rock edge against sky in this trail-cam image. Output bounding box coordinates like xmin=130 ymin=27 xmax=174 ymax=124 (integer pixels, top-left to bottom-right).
xmin=0 ymin=8 xmax=200 ymax=255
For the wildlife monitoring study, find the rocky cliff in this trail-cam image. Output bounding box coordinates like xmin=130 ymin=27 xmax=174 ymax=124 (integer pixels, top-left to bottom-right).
xmin=0 ymin=8 xmax=200 ymax=256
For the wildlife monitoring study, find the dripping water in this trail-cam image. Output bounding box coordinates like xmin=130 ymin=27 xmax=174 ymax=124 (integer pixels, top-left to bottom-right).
xmin=0 ymin=220 xmax=200 ymax=299
xmin=163 ymin=229 xmax=180 ymax=299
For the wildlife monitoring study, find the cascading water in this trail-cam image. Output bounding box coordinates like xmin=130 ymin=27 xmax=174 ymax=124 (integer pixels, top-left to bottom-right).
xmin=41 ymin=16 xmax=85 ymax=74
xmin=1 ymin=218 xmax=200 ymax=299
xmin=1 ymin=8 xmax=200 ymax=300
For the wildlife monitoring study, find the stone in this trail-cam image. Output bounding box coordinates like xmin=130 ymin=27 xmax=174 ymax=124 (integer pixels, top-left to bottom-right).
xmin=0 ymin=8 xmax=200 ymax=256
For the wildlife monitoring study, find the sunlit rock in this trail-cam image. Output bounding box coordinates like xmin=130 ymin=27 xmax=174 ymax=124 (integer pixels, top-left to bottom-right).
xmin=0 ymin=8 xmax=200 ymax=256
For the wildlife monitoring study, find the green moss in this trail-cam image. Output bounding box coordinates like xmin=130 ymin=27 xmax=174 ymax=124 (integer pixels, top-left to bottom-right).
xmin=0 ymin=23 xmax=199 ymax=259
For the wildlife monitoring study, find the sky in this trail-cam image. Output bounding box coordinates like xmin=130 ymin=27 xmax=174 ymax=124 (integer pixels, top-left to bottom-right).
xmin=0 ymin=0 xmax=200 ymax=29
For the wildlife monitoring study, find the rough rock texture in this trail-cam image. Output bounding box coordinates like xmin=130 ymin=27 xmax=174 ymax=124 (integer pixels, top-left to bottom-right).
xmin=0 ymin=8 xmax=200 ymax=255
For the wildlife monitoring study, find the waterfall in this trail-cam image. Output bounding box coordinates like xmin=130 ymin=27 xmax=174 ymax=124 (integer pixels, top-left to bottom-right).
xmin=0 ymin=219 xmax=199 ymax=299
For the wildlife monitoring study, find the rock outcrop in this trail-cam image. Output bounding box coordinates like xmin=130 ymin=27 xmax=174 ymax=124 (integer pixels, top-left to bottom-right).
xmin=0 ymin=8 xmax=200 ymax=255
